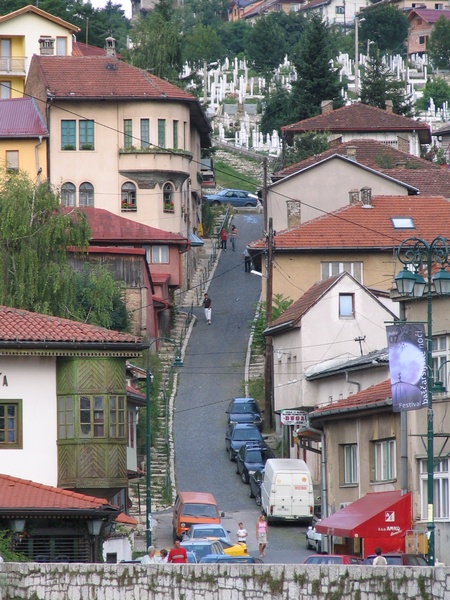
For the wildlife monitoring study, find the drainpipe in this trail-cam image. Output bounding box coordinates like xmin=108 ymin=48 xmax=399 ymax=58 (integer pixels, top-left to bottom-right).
xmin=345 ymin=371 xmax=360 ymax=392
xmin=35 ymin=136 xmax=43 ymax=184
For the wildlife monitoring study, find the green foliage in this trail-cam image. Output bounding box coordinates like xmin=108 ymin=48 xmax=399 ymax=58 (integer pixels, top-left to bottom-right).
xmin=260 ymin=85 xmax=295 ymax=135
xmin=246 ymin=15 xmax=288 ymax=74
xmin=360 ymin=46 xmax=413 ymax=116
xmin=201 ymin=199 xmax=216 ymax=237
xmin=252 ymin=295 xmax=294 ymax=354
xmin=214 ymin=159 xmax=261 ymax=190
xmin=290 ymin=15 xmax=343 ymax=122
xmin=428 ymin=17 xmax=450 ymax=70
xmin=416 ymin=77 xmax=450 ymax=112
xmin=183 ymin=24 xmax=225 ymax=67
xmin=284 ymin=132 xmax=330 ymax=166
xmin=217 ymin=20 xmax=252 ymax=56
xmin=358 ymin=5 xmax=409 ymax=55
xmin=0 ymin=529 xmax=28 ymax=562
xmin=125 ymin=0 xmax=183 ymax=83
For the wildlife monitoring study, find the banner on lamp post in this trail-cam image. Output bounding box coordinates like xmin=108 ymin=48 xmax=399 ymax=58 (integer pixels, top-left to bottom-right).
xmin=386 ymin=323 xmax=428 ymax=412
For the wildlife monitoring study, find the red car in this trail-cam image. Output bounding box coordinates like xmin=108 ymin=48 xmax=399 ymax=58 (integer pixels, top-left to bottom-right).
xmin=303 ymin=554 xmax=362 ymax=565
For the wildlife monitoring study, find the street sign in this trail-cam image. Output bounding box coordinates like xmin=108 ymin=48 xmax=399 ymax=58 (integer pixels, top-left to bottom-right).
xmin=280 ymin=410 xmax=308 ymax=426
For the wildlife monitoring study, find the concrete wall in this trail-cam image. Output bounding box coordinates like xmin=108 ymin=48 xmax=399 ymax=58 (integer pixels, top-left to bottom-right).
xmin=0 ymin=563 xmax=447 ymax=599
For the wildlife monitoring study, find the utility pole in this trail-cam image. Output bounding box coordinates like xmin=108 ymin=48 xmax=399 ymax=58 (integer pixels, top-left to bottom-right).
xmin=264 ymin=216 xmax=274 ymax=430
xmin=354 ymin=16 xmax=359 ymax=95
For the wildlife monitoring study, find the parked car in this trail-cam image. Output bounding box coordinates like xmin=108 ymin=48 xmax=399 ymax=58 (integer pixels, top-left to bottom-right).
xmin=303 ymin=554 xmax=362 ymax=565
xmin=362 ymin=553 xmax=428 ymax=566
xmin=172 ymin=491 xmax=220 ymax=540
xmin=204 ymin=189 xmax=259 ymax=207
xmin=199 ymin=554 xmax=264 ymax=564
xmin=305 ymin=525 xmax=322 ymax=553
xmin=226 ymin=397 xmax=263 ymax=430
xmin=186 ymin=550 xmax=198 ymax=563
xmin=248 ymin=469 xmax=264 ymax=506
xmin=182 ymin=524 xmax=231 ymax=544
xmin=180 ymin=539 xmax=224 ymax=561
xmin=225 ymin=423 xmax=265 ymax=461
xmin=236 ymin=442 xmax=274 ymax=484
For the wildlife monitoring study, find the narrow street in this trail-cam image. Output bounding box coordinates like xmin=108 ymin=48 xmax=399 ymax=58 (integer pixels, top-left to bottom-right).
xmin=154 ymin=211 xmax=313 ymax=564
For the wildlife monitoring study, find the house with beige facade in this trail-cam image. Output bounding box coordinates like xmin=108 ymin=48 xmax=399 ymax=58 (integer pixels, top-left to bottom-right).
xmin=268 ymin=138 xmax=450 ymax=233
xmin=0 ymin=4 xmax=79 ymax=97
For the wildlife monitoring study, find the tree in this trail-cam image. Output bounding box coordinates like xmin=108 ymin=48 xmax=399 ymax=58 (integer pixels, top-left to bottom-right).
xmin=289 ymin=15 xmax=343 ymax=122
xmin=284 ymin=132 xmax=330 ymax=167
xmin=428 ymin=16 xmax=450 ymax=70
xmin=0 ymin=169 xmax=128 ymax=330
xmin=360 ymin=46 xmax=413 ymax=116
xmin=218 ymin=20 xmax=251 ymax=57
xmin=358 ymin=5 xmax=409 ymax=55
xmin=183 ymin=24 xmax=225 ymax=68
xmin=125 ymin=0 xmax=183 ymax=83
xmin=260 ymin=86 xmax=294 ymax=135
xmin=246 ymin=15 xmax=287 ymax=74
xmin=252 ymin=295 xmax=293 ymax=354
xmin=416 ymin=77 xmax=450 ymax=112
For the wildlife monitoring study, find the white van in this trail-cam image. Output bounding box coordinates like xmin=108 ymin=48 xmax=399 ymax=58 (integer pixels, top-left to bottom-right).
xmin=260 ymin=459 xmax=314 ymax=524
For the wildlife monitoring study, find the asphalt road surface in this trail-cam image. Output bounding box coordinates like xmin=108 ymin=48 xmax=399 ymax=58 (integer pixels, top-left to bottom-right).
xmin=170 ymin=212 xmax=313 ymax=564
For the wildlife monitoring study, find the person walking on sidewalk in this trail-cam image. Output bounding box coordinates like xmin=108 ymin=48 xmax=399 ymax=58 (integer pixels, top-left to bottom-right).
xmin=230 ymin=225 xmax=239 ymax=251
xmin=256 ymin=514 xmax=268 ymax=557
xmin=203 ymin=293 xmax=212 ymax=325
xmin=220 ymin=227 xmax=227 ymax=251
xmin=243 ymin=248 xmax=252 ymax=272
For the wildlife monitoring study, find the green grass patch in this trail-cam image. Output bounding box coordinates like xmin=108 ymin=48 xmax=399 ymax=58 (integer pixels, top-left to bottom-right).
xmin=248 ymin=377 xmax=264 ymax=407
xmin=215 ymin=160 xmax=261 ymax=191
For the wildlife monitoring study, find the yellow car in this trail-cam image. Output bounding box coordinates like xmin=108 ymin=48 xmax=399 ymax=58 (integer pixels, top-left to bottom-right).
xmin=220 ymin=540 xmax=248 ymax=556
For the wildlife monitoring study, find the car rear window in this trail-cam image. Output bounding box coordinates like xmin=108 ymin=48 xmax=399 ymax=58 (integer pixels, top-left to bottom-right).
xmin=233 ymin=403 xmax=257 ymax=414
xmin=234 ymin=429 xmax=261 ymax=441
xmin=193 ymin=528 xmax=226 ymax=538
xmin=305 ymin=557 xmax=343 ymax=564
xmin=181 ymin=503 xmax=218 ymax=518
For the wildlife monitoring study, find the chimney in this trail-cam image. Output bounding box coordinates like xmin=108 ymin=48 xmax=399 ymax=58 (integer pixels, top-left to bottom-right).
xmin=321 ymin=100 xmax=333 ymax=115
xmin=349 ymin=189 xmax=360 ymax=205
xmin=385 ymin=100 xmax=393 ymax=113
xmin=39 ymin=37 xmax=55 ymax=55
xmin=346 ymin=145 xmax=357 ymax=161
xmin=360 ymin=187 xmax=373 ymax=208
xmin=105 ymin=36 xmax=117 ymax=57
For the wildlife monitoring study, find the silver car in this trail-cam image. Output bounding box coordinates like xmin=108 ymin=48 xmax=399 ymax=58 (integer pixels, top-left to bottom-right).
xmin=204 ymin=189 xmax=259 ymax=207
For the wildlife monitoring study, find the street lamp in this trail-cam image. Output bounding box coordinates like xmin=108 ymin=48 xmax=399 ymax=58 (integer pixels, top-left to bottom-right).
xmin=145 ymin=337 xmax=183 ymax=547
xmin=394 ymin=236 xmax=450 ymax=566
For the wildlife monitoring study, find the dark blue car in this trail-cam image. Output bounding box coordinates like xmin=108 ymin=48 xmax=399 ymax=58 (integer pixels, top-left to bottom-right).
xmin=226 ymin=397 xmax=263 ymax=430
xmin=225 ymin=423 xmax=264 ymax=461
xmin=236 ymin=442 xmax=274 ymax=484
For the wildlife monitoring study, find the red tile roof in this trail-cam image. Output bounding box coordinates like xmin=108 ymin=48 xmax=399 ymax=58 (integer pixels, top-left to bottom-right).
xmin=311 ymin=379 xmax=392 ymax=416
xmin=268 ymin=275 xmax=342 ymax=329
xmin=0 ymin=97 xmax=48 ymax=138
xmin=0 ymin=4 xmax=80 ymax=32
xmin=30 ymin=55 xmax=197 ymax=102
xmin=64 ymin=207 xmax=188 ymax=245
xmin=72 ymin=41 xmax=109 ymax=57
xmin=274 ymin=138 xmax=450 ymax=198
xmin=408 ymin=8 xmax=450 ymax=23
xmin=250 ymin=195 xmax=450 ymax=250
xmin=0 ymin=305 xmax=141 ymax=345
xmin=282 ymin=103 xmax=430 ymax=143
xmin=0 ymin=474 xmax=110 ymax=509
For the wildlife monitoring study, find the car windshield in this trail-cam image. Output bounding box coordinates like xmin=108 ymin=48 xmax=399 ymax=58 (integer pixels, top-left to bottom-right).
xmin=182 ymin=503 xmax=218 ymax=518
xmin=246 ymin=450 xmax=263 ymax=462
xmin=184 ymin=543 xmax=218 ymax=558
xmin=234 ymin=429 xmax=260 ymax=441
xmin=232 ymin=403 xmax=257 ymax=414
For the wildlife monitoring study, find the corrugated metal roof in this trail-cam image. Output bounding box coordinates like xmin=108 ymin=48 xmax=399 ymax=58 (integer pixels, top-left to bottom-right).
xmin=0 ymin=97 xmax=47 ymax=138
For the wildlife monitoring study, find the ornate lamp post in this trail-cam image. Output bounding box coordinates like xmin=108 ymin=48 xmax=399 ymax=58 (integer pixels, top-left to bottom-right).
xmin=145 ymin=337 xmax=183 ymax=547
xmin=394 ymin=236 xmax=450 ymax=566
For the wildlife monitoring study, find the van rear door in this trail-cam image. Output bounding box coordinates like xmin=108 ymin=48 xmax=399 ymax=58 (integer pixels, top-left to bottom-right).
xmin=291 ymin=471 xmax=313 ymax=518
xmin=272 ymin=473 xmax=294 ymax=517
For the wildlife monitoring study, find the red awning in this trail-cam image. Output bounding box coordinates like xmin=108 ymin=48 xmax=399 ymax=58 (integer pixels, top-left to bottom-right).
xmin=315 ymin=491 xmax=411 ymax=538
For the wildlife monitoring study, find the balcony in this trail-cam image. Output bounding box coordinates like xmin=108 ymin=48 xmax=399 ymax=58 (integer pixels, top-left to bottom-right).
xmin=0 ymin=56 xmax=26 ymax=75
xmin=121 ymin=202 xmax=137 ymax=212
xmin=118 ymin=147 xmax=193 ymax=189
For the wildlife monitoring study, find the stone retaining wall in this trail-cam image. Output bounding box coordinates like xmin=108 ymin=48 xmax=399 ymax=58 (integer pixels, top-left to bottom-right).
xmin=0 ymin=563 xmax=448 ymax=600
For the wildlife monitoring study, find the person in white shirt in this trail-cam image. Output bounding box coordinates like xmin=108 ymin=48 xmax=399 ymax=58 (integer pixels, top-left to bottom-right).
xmin=237 ymin=522 xmax=248 ymax=543
xmin=141 ymin=545 xmax=161 ymax=564
xmin=372 ymin=547 xmax=387 ymax=566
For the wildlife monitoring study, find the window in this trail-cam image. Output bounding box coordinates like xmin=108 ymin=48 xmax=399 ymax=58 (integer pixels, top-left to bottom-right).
xmin=79 ymin=120 xmax=94 ymax=150
xmin=321 ymin=261 xmax=363 ymax=283
xmin=339 ymin=293 xmax=354 ymax=318
xmin=342 ymin=444 xmax=358 ymax=484
xmin=79 ymin=182 xmax=94 ymax=207
xmin=420 ymin=459 xmax=449 ymax=520
xmin=6 ymin=150 xmax=18 ymax=171
xmin=432 ymin=335 xmax=448 ymax=390
xmin=61 ymin=120 xmax=76 ymax=150
xmin=140 ymin=119 xmax=150 ymax=148
xmin=128 ymin=409 xmax=135 ymax=448
xmin=0 ymin=39 xmax=11 ymax=71
xmin=373 ymin=439 xmax=396 ymax=482
xmin=391 ymin=217 xmax=414 ymax=229
xmin=61 ymin=182 xmax=76 ymax=207
xmin=335 ymin=5 xmax=344 ymax=13
xmin=58 ymin=396 xmax=74 ymax=439
xmin=158 ymin=119 xmax=166 ymax=148
xmin=80 ymin=395 xmax=105 ymax=438
xmin=121 ymin=182 xmax=137 ymax=211
xmin=0 ymin=81 xmax=11 ymax=98
xmin=173 ymin=120 xmax=178 ymax=149
xmin=0 ymin=400 xmax=21 ymax=447
xmin=419 ymin=35 xmax=428 ymax=46
xmin=163 ymin=182 xmax=174 ymax=212
xmin=435 ymin=3 xmax=443 ymax=8
xmin=110 ymin=396 xmax=126 ymax=438
xmin=56 ymin=37 xmax=67 ymax=55
xmin=151 ymin=245 xmax=169 ymax=263
xmin=123 ymin=119 xmax=133 ymax=148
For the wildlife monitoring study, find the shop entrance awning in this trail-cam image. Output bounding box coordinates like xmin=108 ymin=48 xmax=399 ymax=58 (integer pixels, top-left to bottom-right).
xmin=315 ymin=491 xmax=411 ymax=538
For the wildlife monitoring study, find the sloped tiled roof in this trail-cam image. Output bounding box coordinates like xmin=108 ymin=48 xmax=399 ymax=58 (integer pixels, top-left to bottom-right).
xmin=0 ymin=97 xmax=48 ymax=138
xmin=282 ymin=103 xmax=430 ymax=142
xmin=273 ymin=138 xmax=450 ymax=198
xmin=249 ymin=195 xmax=450 ymax=250
xmin=0 ymin=474 xmax=110 ymax=509
xmin=408 ymin=8 xmax=450 ymax=23
xmin=267 ymin=274 xmax=342 ymax=330
xmin=310 ymin=379 xmax=392 ymax=417
xmin=30 ymin=55 xmax=197 ymax=102
xmin=0 ymin=4 xmax=80 ymax=32
xmin=65 ymin=207 xmax=188 ymax=246
xmin=72 ymin=41 xmax=109 ymax=57
xmin=0 ymin=305 xmax=141 ymax=346
xmin=299 ymin=0 xmax=331 ymax=11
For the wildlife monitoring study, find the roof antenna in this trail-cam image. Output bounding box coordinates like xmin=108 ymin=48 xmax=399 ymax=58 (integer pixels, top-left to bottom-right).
xmin=355 ymin=336 xmax=366 ymax=356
